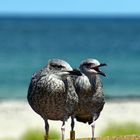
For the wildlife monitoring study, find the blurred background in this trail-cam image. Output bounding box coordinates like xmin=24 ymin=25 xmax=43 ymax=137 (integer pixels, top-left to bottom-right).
xmin=0 ymin=0 xmax=140 ymax=139
xmin=0 ymin=0 xmax=140 ymax=99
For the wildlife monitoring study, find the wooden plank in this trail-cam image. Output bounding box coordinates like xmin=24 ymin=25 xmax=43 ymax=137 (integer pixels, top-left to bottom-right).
xmin=67 ymin=135 xmax=140 ymax=140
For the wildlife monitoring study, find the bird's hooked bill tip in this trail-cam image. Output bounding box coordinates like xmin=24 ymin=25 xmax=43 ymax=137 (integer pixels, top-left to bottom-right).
xmin=68 ymin=69 xmax=82 ymax=76
xmin=98 ymin=63 xmax=107 ymax=67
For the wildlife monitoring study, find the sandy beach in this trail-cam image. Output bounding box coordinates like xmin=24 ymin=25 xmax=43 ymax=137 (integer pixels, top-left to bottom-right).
xmin=0 ymin=99 xmax=140 ymax=139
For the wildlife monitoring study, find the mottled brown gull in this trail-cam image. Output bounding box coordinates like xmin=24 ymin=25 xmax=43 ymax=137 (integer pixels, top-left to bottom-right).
xmin=71 ymin=58 xmax=107 ymax=140
xmin=27 ymin=59 xmax=81 ymax=140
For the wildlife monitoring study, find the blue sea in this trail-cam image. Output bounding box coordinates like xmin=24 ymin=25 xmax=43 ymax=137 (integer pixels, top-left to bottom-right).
xmin=0 ymin=17 xmax=140 ymax=99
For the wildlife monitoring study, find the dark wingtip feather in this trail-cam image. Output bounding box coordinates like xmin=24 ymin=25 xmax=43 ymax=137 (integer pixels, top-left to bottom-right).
xmin=75 ymin=116 xmax=93 ymax=124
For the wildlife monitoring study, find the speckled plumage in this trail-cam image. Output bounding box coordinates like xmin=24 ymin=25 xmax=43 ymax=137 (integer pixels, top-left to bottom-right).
xmin=73 ymin=59 xmax=106 ymax=124
xmin=27 ymin=59 xmax=78 ymax=139
xmin=74 ymin=73 xmax=105 ymax=124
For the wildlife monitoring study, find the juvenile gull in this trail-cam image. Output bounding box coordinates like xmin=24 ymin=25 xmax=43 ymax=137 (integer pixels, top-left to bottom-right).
xmin=27 ymin=59 xmax=81 ymax=140
xmin=71 ymin=58 xmax=107 ymax=140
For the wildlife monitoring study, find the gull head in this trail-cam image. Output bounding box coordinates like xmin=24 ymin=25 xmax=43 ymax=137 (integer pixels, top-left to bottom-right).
xmin=48 ymin=59 xmax=73 ymax=72
xmin=48 ymin=59 xmax=82 ymax=76
xmin=79 ymin=58 xmax=107 ymax=77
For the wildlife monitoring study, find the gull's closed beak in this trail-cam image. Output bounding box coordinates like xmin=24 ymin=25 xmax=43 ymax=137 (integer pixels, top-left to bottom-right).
xmin=68 ymin=69 xmax=82 ymax=76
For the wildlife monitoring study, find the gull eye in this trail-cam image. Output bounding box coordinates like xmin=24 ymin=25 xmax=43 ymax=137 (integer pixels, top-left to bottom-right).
xmin=84 ymin=63 xmax=92 ymax=67
xmin=56 ymin=65 xmax=64 ymax=68
xmin=50 ymin=63 xmax=64 ymax=69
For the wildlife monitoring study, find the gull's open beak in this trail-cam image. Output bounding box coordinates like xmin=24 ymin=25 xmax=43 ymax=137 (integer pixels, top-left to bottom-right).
xmin=68 ymin=69 xmax=82 ymax=76
xmin=93 ymin=63 xmax=107 ymax=77
xmin=98 ymin=71 xmax=106 ymax=77
xmin=98 ymin=63 xmax=107 ymax=77
xmin=98 ymin=63 xmax=107 ymax=67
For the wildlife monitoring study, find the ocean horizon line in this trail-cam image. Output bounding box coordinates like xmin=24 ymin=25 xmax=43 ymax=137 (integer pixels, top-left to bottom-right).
xmin=1 ymin=14 xmax=140 ymax=20
xmin=0 ymin=95 xmax=140 ymax=102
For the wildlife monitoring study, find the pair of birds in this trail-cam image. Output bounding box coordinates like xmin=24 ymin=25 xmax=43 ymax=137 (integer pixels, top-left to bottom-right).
xmin=27 ymin=58 xmax=107 ymax=140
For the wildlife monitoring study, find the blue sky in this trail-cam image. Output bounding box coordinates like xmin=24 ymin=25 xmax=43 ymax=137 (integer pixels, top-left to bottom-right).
xmin=0 ymin=0 xmax=140 ymax=16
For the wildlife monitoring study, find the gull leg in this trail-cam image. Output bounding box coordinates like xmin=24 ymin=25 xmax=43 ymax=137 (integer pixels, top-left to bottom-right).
xmin=70 ymin=116 xmax=75 ymax=140
xmin=91 ymin=114 xmax=98 ymax=140
xmin=91 ymin=121 xmax=95 ymax=140
xmin=61 ymin=121 xmax=65 ymax=140
xmin=44 ymin=120 xmax=49 ymax=140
